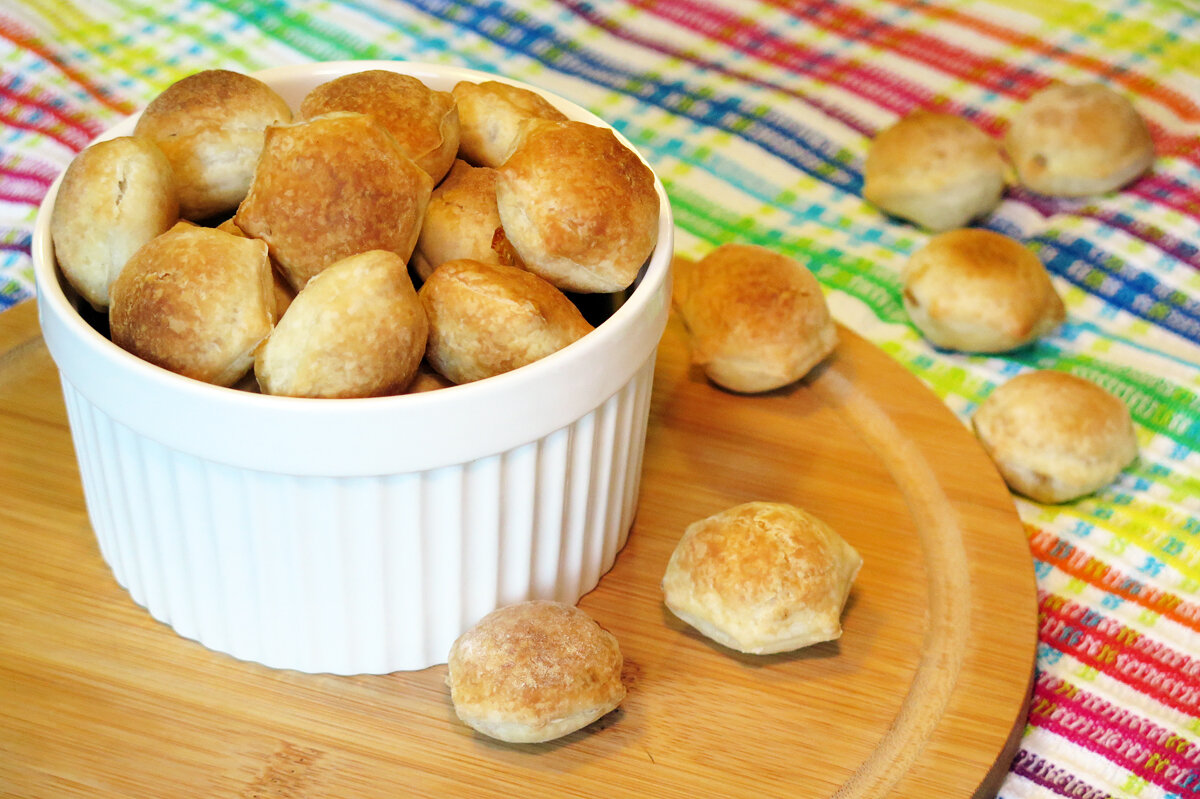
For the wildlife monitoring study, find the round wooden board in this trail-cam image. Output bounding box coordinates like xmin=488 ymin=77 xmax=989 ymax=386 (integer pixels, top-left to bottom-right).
xmin=0 ymin=298 xmax=1036 ymax=798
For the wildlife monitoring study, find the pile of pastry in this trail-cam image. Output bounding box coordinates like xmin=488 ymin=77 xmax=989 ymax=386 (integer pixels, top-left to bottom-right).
xmin=50 ymin=68 xmax=660 ymax=397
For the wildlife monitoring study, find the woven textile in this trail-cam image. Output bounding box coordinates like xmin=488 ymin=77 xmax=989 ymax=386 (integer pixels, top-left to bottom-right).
xmin=2 ymin=2 xmax=1198 ymax=796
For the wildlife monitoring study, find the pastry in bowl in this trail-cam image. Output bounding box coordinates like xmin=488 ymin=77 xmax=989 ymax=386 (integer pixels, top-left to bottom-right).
xmin=972 ymin=370 xmax=1138 ymax=504
xmin=662 ymin=501 xmax=862 ymax=655
xmin=452 ymin=79 xmax=569 ymax=168
xmin=863 ymin=110 xmax=1007 ymax=231
xmin=236 ymin=111 xmax=433 ymax=292
xmin=50 ymin=136 xmax=179 ymax=311
xmin=446 ymin=600 xmax=626 ymax=743
xmin=1006 ymin=81 xmax=1154 ymax=197
xmin=673 ymin=243 xmax=838 ymax=393
xmin=254 ymin=250 xmax=428 ymax=399
xmin=901 ymin=228 xmax=1065 ymax=353
xmin=133 ymin=69 xmax=292 ymax=220
xmin=411 ymin=160 xmax=516 ymax=282
xmin=108 ymin=221 xmax=274 ymax=387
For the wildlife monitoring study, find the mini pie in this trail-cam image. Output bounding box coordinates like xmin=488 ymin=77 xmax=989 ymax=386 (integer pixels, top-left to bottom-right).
xmin=300 ymin=69 xmax=460 ymax=184
xmin=972 ymin=370 xmax=1138 ymax=504
xmin=109 ymin=221 xmax=274 ymax=387
xmin=254 ymin=250 xmax=428 ymax=398
xmin=662 ymin=501 xmax=862 ymax=655
xmin=235 ymin=111 xmax=433 ymax=292
xmin=1006 ymin=82 xmax=1154 ymax=197
xmin=411 ymin=160 xmax=515 ymax=282
xmin=419 ymin=259 xmax=593 ymax=384
xmin=50 ymin=136 xmax=179 ymax=311
xmin=133 ymin=69 xmax=292 ymax=220
xmin=863 ymin=110 xmax=1008 ymax=231
xmin=452 ymin=79 xmax=569 ymax=168
xmin=496 ymin=118 xmax=659 ymax=293
xmin=901 ymin=228 xmax=1065 ymax=353
xmin=446 ymin=600 xmax=626 ymax=743
xmin=673 ymin=243 xmax=838 ymax=393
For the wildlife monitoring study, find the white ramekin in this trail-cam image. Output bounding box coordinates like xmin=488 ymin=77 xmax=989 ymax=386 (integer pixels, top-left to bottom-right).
xmin=32 ymin=61 xmax=674 ymax=675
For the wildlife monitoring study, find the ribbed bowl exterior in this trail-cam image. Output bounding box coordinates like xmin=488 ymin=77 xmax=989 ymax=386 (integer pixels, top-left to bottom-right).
xmin=60 ymin=355 xmax=655 ymax=674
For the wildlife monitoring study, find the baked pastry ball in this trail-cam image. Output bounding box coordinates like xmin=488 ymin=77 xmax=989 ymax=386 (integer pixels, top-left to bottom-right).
xmin=972 ymin=370 xmax=1138 ymax=504
xmin=109 ymin=222 xmax=274 ymax=386
xmin=673 ymin=243 xmax=838 ymax=393
xmin=1006 ymin=82 xmax=1154 ymax=197
xmin=255 ymin=250 xmax=427 ymax=398
xmin=496 ymin=119 xmax=659 ymax=293
xmin=662 ymin=502 xmax=862 ymax=655
xmin=411 ymin=160 xmax=517 ymax=282
xmin=863 ymin=110 xmax=1007 ymax=231
xmin=215 ymin=217 xmax=295 ymax=318
xmin=452 ymin=79 xmax=569 ymax=168
xmin=446 ymin=600 xmax=626 ymax=743
xmin=133 ymin=69 xmax=292 ymax=220
xmin=299 ymin=70 xmax=459 ymax=184
xmin=236 ymin=112 xmax=434 ymax=292
xmin=50 ymin=136 xmax=179 ymax=310
xmin=419 ymin=259 xmax=592 ymax=384
xmin=901 ymin=228 xmax=1065 ymax=352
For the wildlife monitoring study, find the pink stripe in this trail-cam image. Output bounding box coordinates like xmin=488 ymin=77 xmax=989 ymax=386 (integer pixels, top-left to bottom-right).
xmin=0 ymin=77 xmax=104 ymax=141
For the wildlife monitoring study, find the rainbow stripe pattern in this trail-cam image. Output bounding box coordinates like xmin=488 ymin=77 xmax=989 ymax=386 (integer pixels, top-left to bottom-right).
xmin=1 ymin=1 xmax=1198 ymax=796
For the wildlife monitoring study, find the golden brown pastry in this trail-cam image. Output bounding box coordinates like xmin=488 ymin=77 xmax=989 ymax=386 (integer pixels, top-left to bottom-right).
xmin=901 ymin=228 xmax=1065 ymax=352
xmin=673 ymin=243 xmax=837 ymax=393
xmin=452 ymin=79 xmax=568 ymax=168
xmin=50 ymin=136 xmax=179 ymax=311
xmin=411 ymin=160 xmax=517 ymax=282
xmin=254 ymin=250 xmax=427 ymax=398
xmin=133 ymin=69 xmax=292 ymax=220
xmin=662 ymin=502 xmax=862 ymax=655
xmin=235 ymin=112 xmax=433 ymax=292
xmin=419 ymin=259 xmax=593 ymax=384
xmin=972 ymin=370 xmax=1138 ymax=504
xmin=496 ymin=119 xmax=659 ymax=293
xmin=404 ymin=360 xmax=456 ymax=394
xmin=109 ymin=221 xmax=274 ymax=386
xmin=1006 ymin=82 xmax=1154 ymax=197
xmin=446 ymin=600 xmax=626 ymax=743
xmin=863 ymin=110 xmax=1007 ymax=231
xmin=215 ymin=216 xmax=295 ymax=318
xmin=299 ymin=69 xmax=459 ymax=184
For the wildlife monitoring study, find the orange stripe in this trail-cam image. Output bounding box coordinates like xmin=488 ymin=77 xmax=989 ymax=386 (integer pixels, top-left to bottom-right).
xmin=886 ymin=0 xmax=1200 ymax=123
xmin=0 ymin=15 xmax=135 ymax=116
xmin=1026 ymin=524 xmax=1200 ymax=635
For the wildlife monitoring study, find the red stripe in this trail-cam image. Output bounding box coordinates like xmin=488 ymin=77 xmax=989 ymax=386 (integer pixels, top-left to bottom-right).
xmin=0 ymin=15 xmax=135 ymax=116
xmin=0 ymin=105 xmax=90 ymax=152
xmin=0 ymin=78 xmax=105 ymax=142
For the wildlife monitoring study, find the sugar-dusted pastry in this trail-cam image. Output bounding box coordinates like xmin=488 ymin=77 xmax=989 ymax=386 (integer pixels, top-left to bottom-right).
xmin=419 ymin=259 xmax=593 ymax=384
xmin=902 ymin=228 xmax=1065 ymax=352
xmin=215 ymin=217 xmax=295 ymax=318
xmin=972 ymin=370 xmax=1138 ymax=504
xmin=133 ymin=69 xmax=292 ymax=220
xmin=446 ymin=600 xmax=626 ymax=743
xmin=863 ymin=110 xmax=1007 ymax=231
xmin=50 ymin=136 xmax=179 ymax=311
xmin=255 ymin=250 xmax=427 ymax=399
xmin=236 ymin=112 xmax=433 ymax=292
xmin=496 ymin=119 xmax=659 ymax=293
xmin=109 ymin=221 xmax=274 ymax=387
xmin=300 ymin=69 xmax=459 ymax=184
xmin=1006 ymin=82 xmax=1154 ymax=197
xmin=673 ymin=244 xmax=837 ymax=393
xmin=411 ymin=160 xmax=517 ymax=282
xmin=452 ymin=79 xmax=569 ymax=168
xmin=662 ymin=502 xmax=862 ymax=655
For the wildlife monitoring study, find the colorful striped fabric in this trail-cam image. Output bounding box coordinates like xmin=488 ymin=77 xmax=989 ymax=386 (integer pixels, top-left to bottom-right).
xmin=2 ymin=1 xmax=1198 ymax=796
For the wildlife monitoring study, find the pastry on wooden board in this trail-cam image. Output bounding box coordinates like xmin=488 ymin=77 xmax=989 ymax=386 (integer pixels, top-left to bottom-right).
xmin=972 ymin=369 xmax=1138 ymax=504
xmin=662 ymin=501 xmax=862 ymax=655
xmin=446 ymin=600 xmax=626 ymax=744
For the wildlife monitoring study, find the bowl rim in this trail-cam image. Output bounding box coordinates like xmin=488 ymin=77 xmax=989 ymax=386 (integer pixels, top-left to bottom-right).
xmin=34 ymin=59 xmax=674 ymax=476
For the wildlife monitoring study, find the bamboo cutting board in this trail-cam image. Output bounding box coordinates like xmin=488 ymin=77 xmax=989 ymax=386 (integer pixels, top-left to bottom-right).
xmin=0 ymin=297 xmax=1036 ymax=798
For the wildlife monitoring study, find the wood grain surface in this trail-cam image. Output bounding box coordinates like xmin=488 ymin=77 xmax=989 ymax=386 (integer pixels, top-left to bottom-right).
xmin=0 ymin=297 xmax=1036 ymax=798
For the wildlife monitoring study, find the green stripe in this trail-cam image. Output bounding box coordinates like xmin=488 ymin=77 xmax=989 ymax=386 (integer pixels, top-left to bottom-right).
xmin=204 ymin=0 xmax=383 ymax=61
